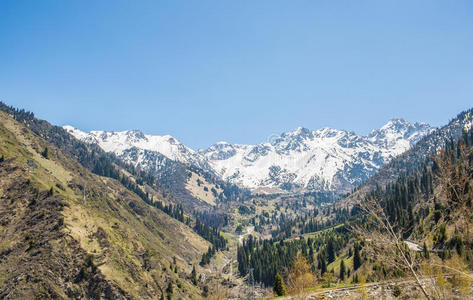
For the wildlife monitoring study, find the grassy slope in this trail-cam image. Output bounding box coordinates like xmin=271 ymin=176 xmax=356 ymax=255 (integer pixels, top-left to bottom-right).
xmin=185 ymin=172 xmax=222 ymax=207
xmin=0 ymin=111 xmax=210 ymax=299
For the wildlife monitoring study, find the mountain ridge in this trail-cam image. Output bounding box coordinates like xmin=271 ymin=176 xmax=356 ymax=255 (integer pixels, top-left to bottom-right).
xmin=361 ymin=108 xmax=473 ymax=191
xmin=64 ymin=119 xmax=435 ymax=194
xmin=0 ymin=109 xmax=210 ymax=299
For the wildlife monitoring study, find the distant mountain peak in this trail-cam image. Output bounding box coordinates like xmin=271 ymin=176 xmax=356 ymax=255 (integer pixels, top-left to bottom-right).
xmin=368 ymin=118 xmax=435 ymax=149
xmin=379 ymin=118 xmax=408 ymax=130
xmin=63 ymin=126 xmax=200 ymax=165
xmin=64 ymin=118 xmax=436 ymax=194
xmin=201 ymin=120 xmax=435 ymax=193
xmin=291 ymin=126 xmax=311 ymax=134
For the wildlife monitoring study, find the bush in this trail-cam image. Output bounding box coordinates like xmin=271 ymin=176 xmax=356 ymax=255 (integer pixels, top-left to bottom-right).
xmin=41 ymin=147 xmax=49 ymax=159
xmin=392 ymin=285 xmax=402 ymax=297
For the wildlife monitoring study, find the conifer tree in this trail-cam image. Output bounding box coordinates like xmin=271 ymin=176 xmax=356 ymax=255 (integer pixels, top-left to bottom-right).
xmin=339 ymin=259 xmax=346 ymax=280
xmin=191 ymin=265 xmax=197 ymax=285
xmin=327 ymin=239 xmax=335 ymax=263
xmin=203 ymin=285 xmax=209 ymax=297
xmin=353 ymin=273 xmax=359 ymax=283
xmin=423 ymin=242 xmax=430 ymax=259
xmin=273 ymin=273 xmax=286 ymax=296
xmin=166 ymin=282 xmax=173 ymax=295
xmin=353 ymin=244 xmax=361 ymax=271
xmin=41 ymin=147 xmax=49 ymax=159
xmin=318 ymin=254 xmax=327 ymax=275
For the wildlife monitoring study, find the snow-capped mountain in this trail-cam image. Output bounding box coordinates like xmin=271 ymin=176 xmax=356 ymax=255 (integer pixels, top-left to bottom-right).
xmin=201 ymin=119 xmax=434 ymax=193
xmin=62 ymin=125 xmax=209 ymax=170
xmin=63 ymin=119 xmax=435 ymax=194
xmin=361 ymin=108 xmax=473 ymax=191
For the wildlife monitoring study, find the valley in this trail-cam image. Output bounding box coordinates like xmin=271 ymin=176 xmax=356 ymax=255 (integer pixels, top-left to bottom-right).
xmin=1 ymin=102 xmax=472 ymax=299
xmin=3 ymin=1 xmax=473 ymax=298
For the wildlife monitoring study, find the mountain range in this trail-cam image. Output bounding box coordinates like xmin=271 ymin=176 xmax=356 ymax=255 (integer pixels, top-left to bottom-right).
xmin=1 ymin=100 xmax=473 ymax=299
xmin=64 ymin=119 xmax=435 ymax=194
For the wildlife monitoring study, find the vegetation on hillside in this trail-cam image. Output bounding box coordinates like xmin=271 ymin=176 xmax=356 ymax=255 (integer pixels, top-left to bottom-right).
xmin=0 ymin=109 xmax=214 ymax=298
xmin=238 ymin=126 xmax=473 ymax=299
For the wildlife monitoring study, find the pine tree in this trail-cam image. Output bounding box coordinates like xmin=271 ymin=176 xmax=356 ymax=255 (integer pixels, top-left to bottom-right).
xmin=353 ymin=244 xmax=361 ymax=271
xmin=203 ymin=285 xmax=209 ymax=297
xmin=327 ymin=239 xmax=335 ymax=263
xmin=41 ymin=147 xmax=49 ymax=159
xmin=191 ymin=265 xmax=197 ymax=285
xmin=423 ymin=241 xmax=430 ymax=259
xmin=166 ymin=282 xmax=173 ymax=295
xmin=318 ymin=254 xmax=327 ymax=274
xmin=339 ymin=259 xmax=346 ymax=280
xmin=309 ymin=246 xmax=315 ymax=264
xmin=273 ymin=273 xmax=286 ymax=296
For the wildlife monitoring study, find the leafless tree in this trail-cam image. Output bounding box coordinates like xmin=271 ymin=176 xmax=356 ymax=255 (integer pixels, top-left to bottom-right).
xmin=351 ymin=142 xmax=473 ymax=300
xmin=433 ymin=144 xmax=473 ymax=244
xmin=286 ymin=253 xmax=316 ymax=299
xmin=352 ymin=195 xmax=432 ymax=299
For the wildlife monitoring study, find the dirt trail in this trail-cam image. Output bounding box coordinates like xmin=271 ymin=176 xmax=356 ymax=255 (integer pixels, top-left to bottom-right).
xmin=284 ymin=277 xmax=438 ymax=299
xmin=238 ymin=226 xmax=254 ymax=245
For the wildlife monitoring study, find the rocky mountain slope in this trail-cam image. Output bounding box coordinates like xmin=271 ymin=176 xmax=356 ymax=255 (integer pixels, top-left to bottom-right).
xmin=63 ymin=125 xmax=247 ymax=210
xmin=360 ymin=108 xmax=473 ymax=192
xmin=65 ymin=119 xmax=434 ymax=194
xmin=0 ymin=109 xmax=210 ymax=299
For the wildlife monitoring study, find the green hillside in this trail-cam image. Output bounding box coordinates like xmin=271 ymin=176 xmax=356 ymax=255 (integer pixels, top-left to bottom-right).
xmin=0 ymin=110 xmax=210 ymax=299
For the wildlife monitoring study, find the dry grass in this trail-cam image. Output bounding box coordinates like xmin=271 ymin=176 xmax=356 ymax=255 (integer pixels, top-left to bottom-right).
xmin=185 ymin=171 xmax=221 ymax=206
xmin=0 ymin=111 xmax=212 ymax=299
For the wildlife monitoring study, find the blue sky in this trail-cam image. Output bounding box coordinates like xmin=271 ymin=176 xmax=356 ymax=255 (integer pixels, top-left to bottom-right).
xmin=1 ymin=1 xmax=472 ymax=149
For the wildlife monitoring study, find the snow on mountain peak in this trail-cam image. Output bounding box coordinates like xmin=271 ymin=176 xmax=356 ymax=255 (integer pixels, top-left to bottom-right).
xmin=462 ymin=111 xmax=473 ymax=131
xmin=383 ymin=118 xmax=409 ymax=127
xmin=63 ymin=126 xmax=198 ymax=165
xmin=290 ymin=126 xmax=311 ymax=136
xmin=202 ymin=120 xmax=435 ymax=193
xmin=63 ymin=119 xmax=435 ymax=194
xmin=368 ymin=119 xmax=435 ymax=152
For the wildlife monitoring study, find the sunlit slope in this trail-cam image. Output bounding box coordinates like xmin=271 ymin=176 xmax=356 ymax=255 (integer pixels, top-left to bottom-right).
xmin=0 ymin=111 xmax=209 ymax=299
